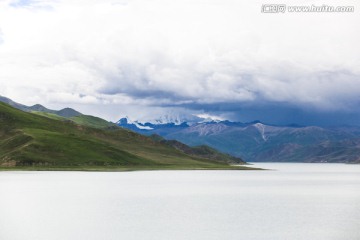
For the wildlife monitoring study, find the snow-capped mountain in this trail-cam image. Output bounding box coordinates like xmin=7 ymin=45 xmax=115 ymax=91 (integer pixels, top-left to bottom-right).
xmin=117 ymin=113 xmax=226 ymax=129
xmin=116 ymin=116 xmax=155 ymax=130
xmin=149 ymin=114 xmax=191 ymax=125
xmin=117 ymin=115 xmax=360 ymax=163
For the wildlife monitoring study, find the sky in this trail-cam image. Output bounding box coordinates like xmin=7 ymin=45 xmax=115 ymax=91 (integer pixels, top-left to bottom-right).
xmin=0 ymin=0 xmax=359 ymax=125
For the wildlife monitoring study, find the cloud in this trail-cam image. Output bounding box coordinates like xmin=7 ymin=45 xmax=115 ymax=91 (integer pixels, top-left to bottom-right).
xmin=0 ymin=0 xmax=359 ymax=124
xmin=0 ymin=28 xmax=3 ymax=45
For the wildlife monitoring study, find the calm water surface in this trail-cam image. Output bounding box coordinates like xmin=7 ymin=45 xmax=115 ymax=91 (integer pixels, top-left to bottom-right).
xmin=0 ymin=163 xmax=359 ymax=240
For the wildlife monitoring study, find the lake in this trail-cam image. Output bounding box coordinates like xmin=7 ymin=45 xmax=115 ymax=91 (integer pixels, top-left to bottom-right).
xmin=0 ymin=163 xmax=359 ymax=240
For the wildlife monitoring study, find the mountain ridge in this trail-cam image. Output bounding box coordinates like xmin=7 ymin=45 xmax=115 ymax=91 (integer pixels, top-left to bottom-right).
xmin=0 ymin=96 xmax=82 ymax=118
xmin=117 ymin=116 xmax=360 ymax=163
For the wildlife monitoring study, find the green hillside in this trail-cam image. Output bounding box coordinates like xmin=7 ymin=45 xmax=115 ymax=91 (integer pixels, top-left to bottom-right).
xmin=31 ymin=111 xmax=67 ymax=120
xmin=0 ymin=102 xmax=252 ymax=170
xmin=70 ymin=115 xmax=118 ymax=129
xmin=31 ymin=111 xmax=117 ymax=129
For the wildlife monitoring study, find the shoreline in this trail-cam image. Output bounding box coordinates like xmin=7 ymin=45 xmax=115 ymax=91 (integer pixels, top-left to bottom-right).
xmin=0 ymin=165 xmax=264 ymax=172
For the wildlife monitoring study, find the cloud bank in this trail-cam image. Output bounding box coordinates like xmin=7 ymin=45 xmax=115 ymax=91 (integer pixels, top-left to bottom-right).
xmin=0 ymin=0 xmax=359 ymax=125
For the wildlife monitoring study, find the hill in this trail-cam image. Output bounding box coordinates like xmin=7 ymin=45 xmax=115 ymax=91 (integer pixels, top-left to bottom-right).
xmin=0 ymin=96 xmax=118 ymax=129
xmin=31 ymin=111 xmax=118 ymax=129
xmin=0 ymin=102 xmax=250 ymax=170
xmin=69 ymin=115 xmax=118 ymax=129
xmin=0 ymin=95 xmax=81 ymax=118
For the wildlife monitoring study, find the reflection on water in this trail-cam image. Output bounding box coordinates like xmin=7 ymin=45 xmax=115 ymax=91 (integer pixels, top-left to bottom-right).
xmin=0 ymin=163 xmax=359 ymax=240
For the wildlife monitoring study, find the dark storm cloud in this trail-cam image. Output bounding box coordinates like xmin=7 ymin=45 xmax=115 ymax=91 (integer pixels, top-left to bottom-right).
xmin=1 ymin=0 xmax=359 ymax=124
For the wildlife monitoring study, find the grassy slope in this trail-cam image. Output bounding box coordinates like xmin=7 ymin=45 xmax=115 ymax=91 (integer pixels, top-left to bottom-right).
xmin=0 ymin=103 xmax=255 ymax=170
xmin=30 ymin=111 xmax=66 ymax=121
xmin=70 ymin=115 xmax=118 ymax=129
xmin=32 ymin=111 xmax=117 ymax=129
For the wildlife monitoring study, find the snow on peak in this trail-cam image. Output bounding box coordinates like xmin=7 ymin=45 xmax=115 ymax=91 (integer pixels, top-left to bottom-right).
xmin=152 ymin=114 xmax=184 ymax=125
xmin=133 ymin=122 xmax=153 ymax=130
xmin=195 ymin=113 xmax=225 ymax=123
xmin=145 ymin=112 xmax=203 ymax=125
xmin=117 ymin=116 xmax=154 ymax=130
xmin=253 ymin=122 xmax=267 ymax=141
xmin=117 ymin=112 xmax=226 ymax=126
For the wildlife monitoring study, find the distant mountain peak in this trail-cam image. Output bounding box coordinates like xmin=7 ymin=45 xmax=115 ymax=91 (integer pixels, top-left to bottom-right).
xmin=29 ymin=104 xmax=51 ymax=112
xmin=57 ymin=108 xmax=82 ymax=118
xmin=116 ymin=116 xmax=131 ymax=125
xmin=31 ymin=104 xmax=45 ymax=108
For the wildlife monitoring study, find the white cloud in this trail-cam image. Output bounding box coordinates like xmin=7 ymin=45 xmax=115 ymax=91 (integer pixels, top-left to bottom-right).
xmin=0 ymin=0 xmax=359 ymax=121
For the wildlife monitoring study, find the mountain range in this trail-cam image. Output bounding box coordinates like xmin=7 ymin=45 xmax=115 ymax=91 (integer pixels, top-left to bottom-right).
xmin=2 ymin=95 xmax=359 ymax=164
xmin=117 ymin=116 xmax=360 ymax=163
xmin=0 ymin=96 xmax=247 ymax=169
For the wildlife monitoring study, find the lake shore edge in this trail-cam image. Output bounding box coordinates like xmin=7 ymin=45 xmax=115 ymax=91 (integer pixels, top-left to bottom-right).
xmin=0 ymin=165 xmax=264 ymax=172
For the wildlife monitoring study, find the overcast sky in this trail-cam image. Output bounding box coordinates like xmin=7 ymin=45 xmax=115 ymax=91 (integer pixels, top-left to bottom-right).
xmin=0 ymin=0 xmax=359 ymax=125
